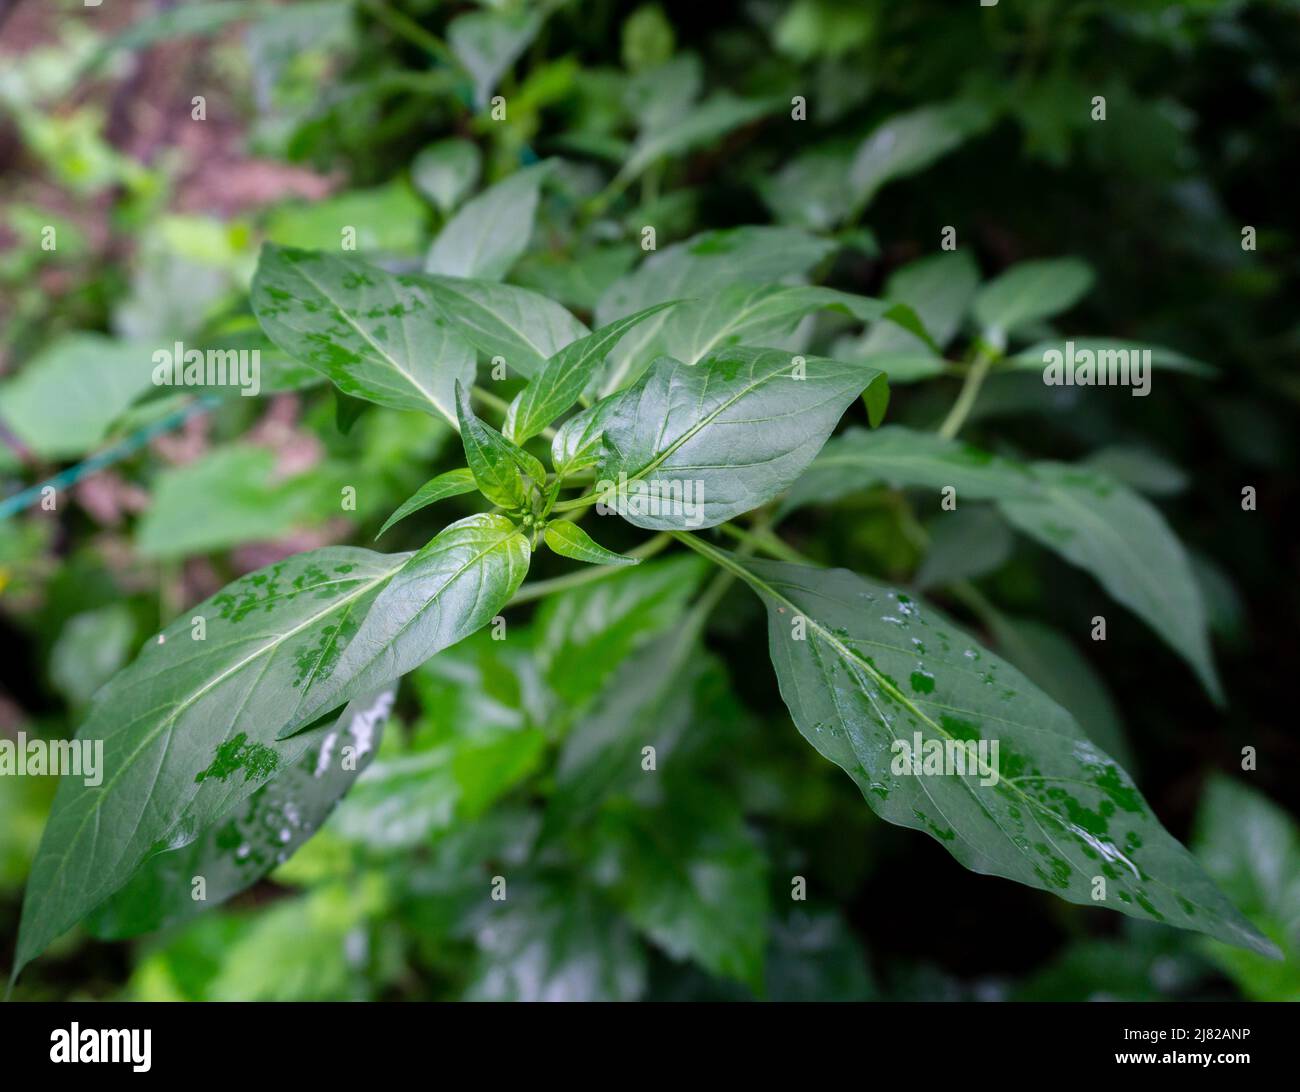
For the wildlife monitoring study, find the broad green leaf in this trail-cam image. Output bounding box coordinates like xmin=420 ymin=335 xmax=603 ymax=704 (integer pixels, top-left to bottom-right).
xmin=543 ymin=521 xmax=640 ymax=566
xmin=455 ymin=382 xmax=541 ymax=509
xmin=915 ymin=505 xmax=1014 ymax=590
xmin=263 ymin=181 xmax=425 ymax=255
xmin=412 ymin=138 xmax=481 ymax=214
xmin=447 ymin=7 xmax=543 ymax=109
xmin=591 ymin=791 xmax=769 ymax=992
xmin=687 ymin=541 xmax=1275 ymax=957
xmin=535 ymin=554 xmax=705 ymax=709
xmin=276 ymin=513 xmax=531 ymax=739
xmin=593 ymin=347 xmax=889 ymax=530
xmin=1081 ymin=445 xmax=1190 ymax=497
xmin=1009 ymin=338 xmax=1216 ymax=378
xmin=0 ymin=335 xmax=158 ymax=458
xmin=49 ymin=605 xmax=136 ymax=708
xmin=850 ymin=101 xmax=994 ymax=212
xmin=972 ymin=258 xmax=1095 ymax=345
xmin=418 ymin=274 xmax=589 ymax=379
xmin=550 ymin=394 xmax=623 ymax=478
xmin=14 ymin=546 xmax=409 ymax=977
xmin=616 ymin=93 xmax=777 ymax=187
xmin=1193 ymin=777 xmax=1300 ymax=1000
xmin=251 ymin=245 xmax=475 ymax=424
xmin=655 ymin=284 xmax=898 ymax=366
xmin=376 ymin=467 xmax=479 ymax=539
xmin=594 ymin=226 xmax=838 ymax=394
xmin=135 ymin=444 xmax=336 ymax=558
xmin=983 ymin=612 xmax=1134 ymax=772
xmin=786 ymin=427 xmax=1221 ymax=700
xmin=463 ymin=881 xmax=646 ymax=1001
xmin=424 ymin=162 xmax=551 ymax=280
xmin=505 ymin=301 xmax=678 ymax=442
xmin=85 ymin=687 xmax=395 ymax=940
xmin=759 ymin=143 xmax=856 ymax=231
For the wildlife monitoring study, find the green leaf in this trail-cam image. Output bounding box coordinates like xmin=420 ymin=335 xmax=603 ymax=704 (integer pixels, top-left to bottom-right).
xmin=1193 ymin=778 xmax=1300 ymax=1000
xmin=505 ymin=301 xmax=679 ymax=443
xmin=49 ymin=605 xmax=136 ymax=708
xmin=759 ymin=143 xmax=856 ymax=231
xmin=263 ymin=181 xmax=425 ymax=255
xmin=850 ymin=101 xmax=994 ymax=212
xmin=85 ymin=687 xmax=395 ymax=940
xmin=276 ymin=513 xmax=531 ymax=739
xmin=592 ymin=791 xmax=769 ymax=992
xmin=0 ymin=335 xmax=158 ymax=458
xmin=417 ymin=274 xmax=589 ymax=379
xmin=592 ymin=347 xmax=889 ymax=530
xmin=15 ymin=546 xmax=409 ymax=977
xmin=654 ymin=283 xmax=898 ymax=366
xmin=683 ymin=540 xmax=1276 ymax=957
xmin=616 ymin=93 xmax=777 ymax=187
xmin=447 ymin=7 xmax=543 ymax=110
xmin=251 ymin=245 xmax=475 ymax=424
xmin=412 ymin=138 xmax=481 ymax=214
xmin=424 ymin=162 xmax=552 ymax=281
xmin=543 ymin=521 xmax=640 ymax=567
xmin=915 ymin=505 xmax=1014 ymax=590
xmin=550 ymin=394 xmax=623 ymax=478
xmin=784 ymin=426 xmax=1221 ymax=700
xmin=376 ymin=467 xmax=479 ymax=539
xmin=972 ymin=258 xmax=1095 ymax=345
xmin=455 ymin=382 xmax=542 ymax=510
xmin=1080 ymin=444 xmax=1190 ymax=497
xmin=594 ymin=226 xmax=839 ymax=394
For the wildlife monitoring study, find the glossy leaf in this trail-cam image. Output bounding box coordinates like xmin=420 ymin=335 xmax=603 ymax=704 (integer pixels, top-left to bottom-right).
xmin=505 ymin=302 xmax=679 ymax=443
xmin=683 ymin=540 xmax=1276 ymax=957
xmin=455 ymin=382 xmax=541 ymax=510
xmin=251 ymin=245 xmax=475 ymax=424
xmin=543 ymin=521 xmax=640 ymax=567
xmin=375 ymin=467 xmax=478 ymax=539
xmin=424 ymin=162 xmax=551 ymax=281
xmin=593 ymin=347 xmax=889 ymax=530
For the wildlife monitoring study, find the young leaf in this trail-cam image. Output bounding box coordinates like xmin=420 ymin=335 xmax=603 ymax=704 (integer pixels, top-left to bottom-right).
xmin=591 ymin=347 xmax=889 ymax=530
xmin=419 ymin=274 xmax=589 ymax=379
xmin=679 ymin=539 xmax=1277 ymax=958
xmin=972 ymin=258 xmax=1095 ymax=345
xmin=412 ymin=138 xmax=481 ymax=214
xmin=14 ymin=546 xmax=409 ymax=978
xmin=455 ymin=382 xmax=542 ymax=510
xmin=85 ymin=686 xmax=396 ymax=940
xmin=277 ymin=513 xmax=531 ymax=739
xmin=425 ymin=162 xmax=552 ymax=281
xmin=251 ymin=245 xmax=475 ymax=424
xmin=376 ymin=467 xmax=479 ymax=539
xmin=543 ymin=521 xmax=641 ymax=566
xmin=505 ymin=301 xmax=679 ymax=443
xmin=594 ymin=226 xmax=839 ymax=394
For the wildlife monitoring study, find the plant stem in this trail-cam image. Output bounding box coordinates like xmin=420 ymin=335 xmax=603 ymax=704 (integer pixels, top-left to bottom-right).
xmin=937 ymin=347 xmax=996 ymax=440
xmin=507 ymin=532 xmax=670 ymax=604
xmin=358 ymin=0 xmax=456 ymax=67
xmin=716 ymin=521 xmax=809 ymax=564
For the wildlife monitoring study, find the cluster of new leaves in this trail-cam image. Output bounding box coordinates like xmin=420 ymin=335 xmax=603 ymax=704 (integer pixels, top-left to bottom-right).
xmin=12 ymin=181 xmax=1277 ymax=987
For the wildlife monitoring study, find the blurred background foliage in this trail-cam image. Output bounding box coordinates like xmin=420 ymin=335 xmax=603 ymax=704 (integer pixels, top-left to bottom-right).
xmin=0 ymin=0 xmax=1297 ymax=1000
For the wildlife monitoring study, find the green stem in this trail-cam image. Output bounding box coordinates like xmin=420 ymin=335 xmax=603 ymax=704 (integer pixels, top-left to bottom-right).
xmin=716 ymin=522 xmax=808 ymax=564
xmin=358 ymin=0 xmax=456 ymax=66
xmin=507 ymin=532 xmax=670 ymax=604
xmin=937 ymin=347 xmax=996 ymax=440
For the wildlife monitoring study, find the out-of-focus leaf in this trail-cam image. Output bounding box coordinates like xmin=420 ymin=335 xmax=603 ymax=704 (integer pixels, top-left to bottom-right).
xmin=447 ymin=7 xmax=543 ymax=109
xmin=1009 ymin=338 xmax=1216 ymax=378
xmin=412 ymin=138 xmax=481 ymax=214
xmin=48 ymin=604 xmax=135 ymax=707
xmin=915 ymin=505 xmax=1014 ymax=590
xmin=1081 ymin=445 xmax=1190 ymax=496
xmin=425 ymin=162 xmax=552 ymax=280
xmin=263 ymin=181 xmax=425 ymax=254
xmin=616 ymin=94 xmax=778 ymax=186
xmin=972 ymin=258 xmax=1095 ymax=345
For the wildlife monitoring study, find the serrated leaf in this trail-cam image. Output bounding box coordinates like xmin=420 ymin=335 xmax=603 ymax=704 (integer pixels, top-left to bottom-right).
xmin=85 ymin=687 xmax=395 ymax=940
xmin=594 ymin=226 xmax=839 ymax=394
xmin=424 ymin=162 xmax=552 ymax=281
xmin=685 ymin=541 xmax=1275 ymax=957
xmin=784 ymin=426 xmax=1221 ymax=700
xmin=251 ymin=245 xmax=475 ymax=424
xmin=591 ymin=347 xmax=889 ymax=530
xmin=505 ymin=302 xmax=678 ymax=443
xmin=277 ymin=513 xmax=531 ymax=739
xmin=15 ymin=546 xmax=409 ymax=977
xmin=418 ymin=274 xmax=589 ymax=379
xmin=973 ymin=258 xmax=1095 ymax=345
xmin=543 ymin=520 xmax=640 ymax=567
xmin=376 ymin=467 xmax=479 ymax=539
xmin=412 ymin=138 xmax=481 ymax=214
xmin=455 ymin=382 xmax=542 ymax=509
